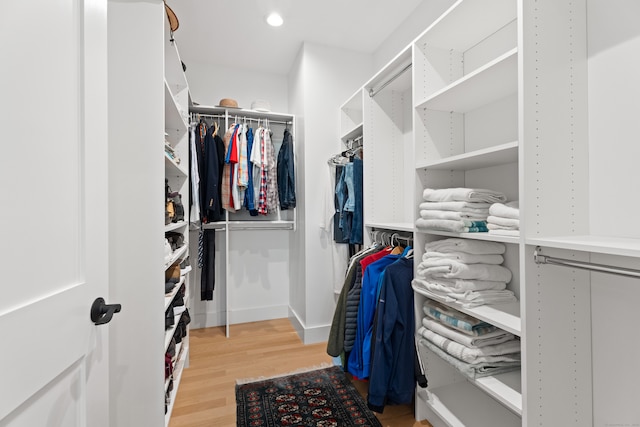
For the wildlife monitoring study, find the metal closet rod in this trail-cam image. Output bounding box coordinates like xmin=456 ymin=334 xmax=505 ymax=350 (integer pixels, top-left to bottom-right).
xmin=368 ymin=63 xmax=412 ymax=98
xmin=191 ymin=113 xmax=292 ymax=125
xmin=533 ymin=246 xmax=640 ymax=279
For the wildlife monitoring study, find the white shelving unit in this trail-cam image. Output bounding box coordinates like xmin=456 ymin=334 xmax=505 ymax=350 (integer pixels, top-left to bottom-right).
xmin=339 ymin=0 xmax=640 ymax=425
xmin=163 ymin=18 xmax=190 ymax=425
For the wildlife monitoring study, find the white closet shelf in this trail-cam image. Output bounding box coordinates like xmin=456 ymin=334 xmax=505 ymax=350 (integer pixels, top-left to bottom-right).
xmin=473 ymin=370 xmax=522 ymax=416
xmin=165 ymin=81 xmax=189 ymax=134
xmin=164 ymin=276 xmax=185 ymax=312
xmin=416 ymin=381 xmax=521 ymax=427
xmin=164 ymin=152 xmax=188 ymax=178
xmin=165 ymin=245 xmax=188 ymax=269
xmin=416 ymin=142 xmax=518 ymax=171
xmin=366 ymin=222 xmax=414 ymax=233
xmin=165 ymin=220 xmax=188 ymax=233
xmin=415 ymin=48 xmax=517 ymax=114
xmin=164 ymin=39 xmax=188 ymax=97
xmin=526 ymin=235 xmax=640 ymax=258
xmin=417 ymin=229 xmax=520 ymax=245
xmin=164 ymin=343 xmax=188 ymax=427
xmin=341 ymin=123 xmax=363 ymax=142
xmin=416 ymin=0 xmax=516 ymax=51
xmin=191 ymin=105 xmax=294 ymax=124
xmin=413 ymin=283 xmax=520 ymax=336
xmin=228 ymin=220 xmax=295 ymax=231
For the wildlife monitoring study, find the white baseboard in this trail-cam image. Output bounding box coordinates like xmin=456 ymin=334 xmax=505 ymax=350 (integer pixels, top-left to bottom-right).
xmin=191 ymin=304 xmax=289 ymax=329
xmin=288 ymin=307 xmax=331 ymax=344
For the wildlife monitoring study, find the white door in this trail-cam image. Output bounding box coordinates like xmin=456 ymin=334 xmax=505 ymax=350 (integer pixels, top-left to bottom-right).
xmin=0 ymin=0 xmax=110 ymax=425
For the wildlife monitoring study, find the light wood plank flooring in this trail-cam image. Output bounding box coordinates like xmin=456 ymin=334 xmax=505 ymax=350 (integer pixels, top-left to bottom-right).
xmin=170 ymin=318 xmax=433 ymax=427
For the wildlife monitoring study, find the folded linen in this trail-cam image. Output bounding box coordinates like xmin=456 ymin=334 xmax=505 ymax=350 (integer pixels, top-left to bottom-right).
xmin=423 ymin=251 xmax=504 ymax=265
xmin=418 ymin=338 xmax=521 ymax=379
xmin=417 ymin=258 xmax=513 ymax=283
xmin=488 ymin=229 xmax=520 ymax=237
xmin=487 ymin=215 xmax=520 ymax=228
xmin=422 ymin=317 xmax=515 ymax=348
xmin=418 ymin=327 xmax=521 ymax=364
xmin=419 ymin=201 xmax=491 ymax=213
xmin=423 ymin=188 xmax=507 ymax=204
xmin=425 ymin=238 xmax=505 ymax=255
xmin=422 ymin=299 xmax=497 ymax=336
xmin=413 ymin=277 xmax=507 ymax=291
xmin=420 ymin=209 xmax=487 ymax=221
xmin=489 ymin=201 xmax=520 ymax=219
xmin=413 ymin=280 xmax=517 ymax=308
xmin=487 ymin=223 xmax=518 ymax=231
xmin=415 ymin=218 xmax=468 ymax=233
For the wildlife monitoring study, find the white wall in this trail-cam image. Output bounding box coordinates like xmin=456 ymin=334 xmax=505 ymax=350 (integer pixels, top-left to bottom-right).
xmin=185 ymin=60 xmax=289 ymax=111
xmin=373 ymin=0 xmax=456 ymax=70
xmin=290 ymin=42 xmax=374 ymax=343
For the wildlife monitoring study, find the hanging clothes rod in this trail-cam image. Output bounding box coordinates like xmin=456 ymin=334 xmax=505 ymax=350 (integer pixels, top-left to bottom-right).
xmin=368 ymin=63 xmax=412 ymax=98
xmin=533 ymin=246 xmax=640 ymax=279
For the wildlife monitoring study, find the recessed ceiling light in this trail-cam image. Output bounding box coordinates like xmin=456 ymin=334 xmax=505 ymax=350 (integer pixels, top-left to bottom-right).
xmin=266 ymin=12 xmax=283 ymax=27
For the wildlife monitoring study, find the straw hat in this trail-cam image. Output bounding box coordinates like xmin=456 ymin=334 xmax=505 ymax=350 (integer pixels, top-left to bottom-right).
xmin=218 ymin=98 xmax=240 ymax=109
xmin=164 ymin=1 xmax=179 ymax=32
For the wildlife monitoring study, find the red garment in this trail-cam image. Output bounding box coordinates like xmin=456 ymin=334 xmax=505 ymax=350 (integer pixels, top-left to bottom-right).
xmin=359 ymin=247 xmax=392 ymax=272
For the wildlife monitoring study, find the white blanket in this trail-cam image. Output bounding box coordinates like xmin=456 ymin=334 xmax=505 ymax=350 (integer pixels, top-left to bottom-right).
xmin=422 ymin=317 xmax=515 ymax=348
xmin=488 ymin=229 xmax=520 ymax=237
xmin=487 ymin=215 xmax=520 ymax=228
xmin=413 ymin=277 xmax=507 ymax=291
xmin=424 ymin=251 xmax=504 ymax=265
xmin=423 ymin=188 xmax=507 ymax=204
xmin=413 ymin=280 xmax=517 ymax=308
xmin=489 ymin=201 xmax=520 ymax=219
xmin=418 ymin=327 xmax=521 ymax=364
xmin=416 ymin=218 xmax=468 ymax=233
xmin=420 ymin=209 xmax=487 ymax=221
xmin=418 ymin=258 xmax=513 ymax=283
xmin=425 ymin=238 xmax=506 ymax=255
xmin=419 ymin=201 xmax=491 ymax=213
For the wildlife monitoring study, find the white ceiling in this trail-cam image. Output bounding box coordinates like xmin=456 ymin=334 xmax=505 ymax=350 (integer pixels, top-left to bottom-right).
xmin=167 ymin=0 xmax=423 ymax=75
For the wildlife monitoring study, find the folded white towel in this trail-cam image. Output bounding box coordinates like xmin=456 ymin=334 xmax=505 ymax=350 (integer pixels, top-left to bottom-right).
xmin=415 ymin=283 xmax=517 ymax=308
xmin=420 ymin=209 xmax=487 ymax=221
xmin=413 ymin=277 xmax=507 ymax=291
xmin=423 ymin=188 xmax=507 ymax=204
xmin=418 ymin=327 xmax=521 ymax=364
xmin=487 ymin=223 xmax=518 ymax=231
xmin=416 ymin=218 xmax=468 ymax=233
xmin=424 ymin=251 xmax=504 ymax=265
xmin=487 ymin=215 xmax=520 ymax=228
xmin=422 ymin=317 xmax=515 ymax=348
xmin=488 ymin=229 xmax=520 ymax=237
xmin=489 ymin=202 xmax=520 ymax=219
xmin=418 ymin=259 xmax=513 ymax=282
xmin=425 ymin=238 xmax=506 ymax=255
xmin=419 ymin=201 xmax=491 ymax=212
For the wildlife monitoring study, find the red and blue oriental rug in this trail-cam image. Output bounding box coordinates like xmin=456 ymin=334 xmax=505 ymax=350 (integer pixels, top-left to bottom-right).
xmin=235 ymin=365 xmax=382 ymax=427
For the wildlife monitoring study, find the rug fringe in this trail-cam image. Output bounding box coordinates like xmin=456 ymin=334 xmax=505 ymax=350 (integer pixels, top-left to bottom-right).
xmin=235 ymin=362 xmax=336 ymax=385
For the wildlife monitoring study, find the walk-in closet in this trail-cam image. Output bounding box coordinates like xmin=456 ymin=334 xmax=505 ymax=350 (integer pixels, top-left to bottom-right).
xmin=4 ymin=1 xmax=639 ymax=426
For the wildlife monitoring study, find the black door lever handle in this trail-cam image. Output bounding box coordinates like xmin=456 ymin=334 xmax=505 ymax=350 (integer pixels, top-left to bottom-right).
xmin=91 ymin=297 xmax=122 ymax=325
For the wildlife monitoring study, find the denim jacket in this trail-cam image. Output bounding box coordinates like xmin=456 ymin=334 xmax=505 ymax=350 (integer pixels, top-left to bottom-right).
xmin=277 ymin=129 xmax=296 ymax=209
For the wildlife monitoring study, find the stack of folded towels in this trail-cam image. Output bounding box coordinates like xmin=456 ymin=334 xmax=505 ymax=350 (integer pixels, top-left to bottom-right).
xmin=413 ymin=238 xmax=517 ymax=308
xmin=487 ymin=201 xmax=520 ymax=236
xmin=416 ymin=188 xmax=507 ymax=233
xmin=417 ymin=299 xmax=521 ymax=379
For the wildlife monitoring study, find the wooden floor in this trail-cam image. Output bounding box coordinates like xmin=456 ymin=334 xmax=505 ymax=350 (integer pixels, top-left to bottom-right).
xmin=170 ymin=318 xmax=433 ymax=427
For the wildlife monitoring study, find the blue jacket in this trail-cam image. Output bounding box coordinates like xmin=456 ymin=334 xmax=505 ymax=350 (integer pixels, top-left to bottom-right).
xmin=277 ymin=129 xmax=296 ymax=209
xmin=347 ymin=253 xmax=402 ymax=379
xmin=367 ymin=256 xmax=416 ymax=412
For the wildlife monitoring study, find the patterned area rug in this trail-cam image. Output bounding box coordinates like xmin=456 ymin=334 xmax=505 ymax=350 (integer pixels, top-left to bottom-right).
xmin=235 ymin=365 xmax=382 ymax=427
